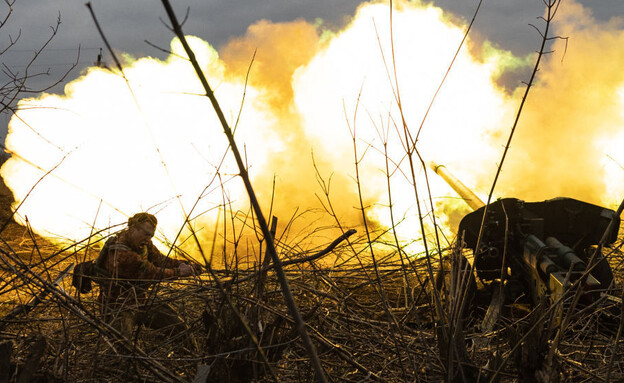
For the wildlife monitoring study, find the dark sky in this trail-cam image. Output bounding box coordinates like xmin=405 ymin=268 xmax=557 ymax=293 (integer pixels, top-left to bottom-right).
xmin=1 ymin=0 xmax=621 ymax=136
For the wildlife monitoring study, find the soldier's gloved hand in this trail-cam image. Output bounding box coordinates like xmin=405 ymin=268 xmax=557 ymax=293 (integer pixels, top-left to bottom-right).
xmin=178 ymin=263 xmax=194 ymax=277
xmin=190 ymin=261 xmax=203 ymax=273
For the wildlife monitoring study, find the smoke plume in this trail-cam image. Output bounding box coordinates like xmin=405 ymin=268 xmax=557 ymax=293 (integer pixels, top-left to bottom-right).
xmin=2 ymin=0 xmax=623 ymax=259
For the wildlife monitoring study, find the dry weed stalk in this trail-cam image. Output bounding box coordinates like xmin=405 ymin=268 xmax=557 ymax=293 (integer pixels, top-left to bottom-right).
xmin=158 ymin=1 xmax=327 ymax=380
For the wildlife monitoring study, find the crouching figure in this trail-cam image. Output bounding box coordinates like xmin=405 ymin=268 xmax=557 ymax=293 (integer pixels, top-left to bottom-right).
xmin=96 ymin=212 xmax=200 ymax=347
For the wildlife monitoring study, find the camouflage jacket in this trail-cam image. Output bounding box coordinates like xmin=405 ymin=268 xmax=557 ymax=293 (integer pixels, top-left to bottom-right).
xmin=96 ymin=230 xmax=183 ymax=306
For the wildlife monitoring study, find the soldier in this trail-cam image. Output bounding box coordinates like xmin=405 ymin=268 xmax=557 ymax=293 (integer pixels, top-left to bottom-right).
xmin=96 ymin=212 xmax=200 ymax=344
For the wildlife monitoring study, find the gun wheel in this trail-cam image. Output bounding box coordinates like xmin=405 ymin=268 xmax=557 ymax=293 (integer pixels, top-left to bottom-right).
xmin=434 ymin=255 xmax=476 ymax=323
xmin=434 ymin=254 xmax=480 ymax=381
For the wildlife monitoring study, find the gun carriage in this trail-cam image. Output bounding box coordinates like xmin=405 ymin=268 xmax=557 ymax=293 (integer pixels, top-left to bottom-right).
xmin=431 ymin=162 xmax=619 ymax=319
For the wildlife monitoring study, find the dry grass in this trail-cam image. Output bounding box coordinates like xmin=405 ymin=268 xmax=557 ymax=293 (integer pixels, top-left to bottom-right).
xmin=1 ymin=218 xmax=623 ymax=382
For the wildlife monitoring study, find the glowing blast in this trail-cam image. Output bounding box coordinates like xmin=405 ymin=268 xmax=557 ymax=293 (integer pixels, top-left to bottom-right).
xmin=293 ymin=1 xmax=517 ymax=248
xmin=7 ymin=0 xmax=622 ymax=260
xmin=1 ymin=37 xmax=276 ymax=246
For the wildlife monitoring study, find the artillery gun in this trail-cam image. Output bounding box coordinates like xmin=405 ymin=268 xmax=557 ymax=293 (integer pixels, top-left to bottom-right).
xmin=431 ymin=162 xmax=620 ymax=324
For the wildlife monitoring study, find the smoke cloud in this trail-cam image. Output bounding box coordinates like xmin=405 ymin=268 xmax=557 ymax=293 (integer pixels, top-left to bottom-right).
xmin=494 ymin=1 xmax=624 ymax=205
xmin=2 ymin=0 xmax=623 ymax=259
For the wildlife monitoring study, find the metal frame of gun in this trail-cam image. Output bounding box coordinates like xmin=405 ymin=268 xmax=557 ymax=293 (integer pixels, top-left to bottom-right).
xmin=431 ymin=162 xmax=619 ymax=320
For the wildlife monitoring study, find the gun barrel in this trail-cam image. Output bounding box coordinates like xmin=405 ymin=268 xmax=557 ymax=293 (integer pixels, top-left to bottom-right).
xmin=430 ymin=162 xmax=485 ymax=211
